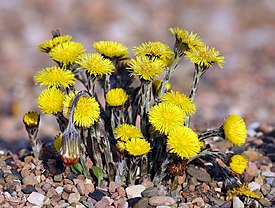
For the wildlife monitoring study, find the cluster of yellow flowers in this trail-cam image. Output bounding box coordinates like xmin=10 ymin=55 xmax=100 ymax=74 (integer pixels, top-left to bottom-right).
xmin=23 ymin=27 xmax=253 ymax=199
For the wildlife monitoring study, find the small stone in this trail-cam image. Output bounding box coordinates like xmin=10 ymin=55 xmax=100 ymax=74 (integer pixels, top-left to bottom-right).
xmin=55 ymin=186 xmax=64 ymax=195
xmin=248 ymin=182 xmax=261 ymax=191
xmin=126 ymin=185 xmax=146 ymax=198
xmin=157 ymin=185 xmax=168 ymax=196
xmin=186 ymin=167 xmax=211 ymax=182
xmin=27 ymin=192 xmax=45 ymax=207
xmin=141 ymin=180 xmax=154 ymax=188
xmin=88 ymin=190 xmax=106 ymax=201
xmin=82 ymin=200 xmax=95 ymax=208
xmin=41 ymin=183 xmax=51 ymax=192
xmin=23 ymin=175 xmax=38 ymax=185
xmin=189 ymin=185 xmax=195 ymax=192
xmin=109 ymin=181 xmax=120 ymax=193
xmin=261 ymin=184 xmax=271 ymax=196
xmin=192 ymin=197 xmax=205 ymax=207
xmin=95 ymin=197 xmax=111 ymax=208
xmin=209 ymin=196 xmax=226 ymax=206
xmin=118 ymin=200 xmax=128 ymax=208
xmin=54 ymin=174 xmax=63 ymax=182
xmin=127 ymin=197 xmax=141 ymax=207
xmin=77 ymin=182 xmax=87 ymax=196
xmin=4 ymin=173 xmax=19 ymax=183
xmin=64 ymin=184 xmax=76 ymax=193
xmin=232 ymin=197 xmax=244 ymax=208
xmin=254 ymin=175 xmax=265 ymax=185
xmin=267 ymin=188 xmax=275 ymax=200
xmin=117 ymin=186 xmax=126 ymax=198
xmin=47 ymin=187 xmax=57 ymax=198
xmin=68 ymin=192 xmax=81 ymax=204
xmin=259 ymin=198 xmax=272 ymax=208
xmin=22 ymin=185 xmax=37 ymax=194
xmin=266 ymin=177 xmax=275 ymax=186
xmin=62 ymin=191 xmax=69 ymax=200
xmin=262 ymin=171 xmax=275 ymax=178
xmin=24 ymin=156 xmax=33 ymax=163
xmin=141 ymin=187 xmax=158 ymax=197
xmin=85 ymin=183 xmax=95 ymax=193
xmin=149 ymin=196 xmax=176 ymax=206
xmin=21 ymin=169 xmax=30 ymax=177
xmin=133 ymin=197 xmax=148 ymax=208
xmin=243 ymin=150 xmax=262 ymax=162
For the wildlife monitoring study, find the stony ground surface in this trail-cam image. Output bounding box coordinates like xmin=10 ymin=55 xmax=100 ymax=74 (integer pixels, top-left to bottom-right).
xmin=0 ymin=123 xmax=274 ymax=208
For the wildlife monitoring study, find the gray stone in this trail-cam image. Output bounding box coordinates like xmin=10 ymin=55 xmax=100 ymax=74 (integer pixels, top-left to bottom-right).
xmin=233 ymin=197 xmax=244 ymax=208
xmin=54 ymin=174 xmax=63 ymax=182
xmin=68 ymin=192 xmax=81 ymax=204
xmin=149 ymin=196 xmax=176 ymax=206
xmin=248 ymin=182 xmax=261 ymax=191
xmin=266 ymin=177 xmax=275 ymax=187
xmin=186 ymin=166 xmax=211 ymax=182
xmin=133 ymin=197 xmax=149 ymax=208
xmin=27 ymin=192 xmax=45 ymax=207
xmin=261 ymin=184 xmax=271 ymax=196
xmin=259 ymin=198 xmax=272 ymax=208
xmin=141 ymin=187 xmax=158 ymax=197
xmin=126 ymin=185 xmax=146 ymax=198
xmin=262 ymin=171 xmax=275 ymax=178
xmin=22 ymin=175 xmax=38 ymax=185
xmin=209 ymin=196 xmax=226 ymax=206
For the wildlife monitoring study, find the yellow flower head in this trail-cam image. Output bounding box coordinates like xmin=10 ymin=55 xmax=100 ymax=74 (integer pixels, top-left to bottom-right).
xmin=167 ymin=126 xmax=200 ymax=159
xmin=148 ymin=103 xmax=186 ymax=135
xmin=185 ymin=46 xmax=225 ymax=69
xmin=133 ymin=41 xmax=174 ymax=66
xmin=116 ymin=141 xmax=126 ymax=154
xmin=49 ymin=41 xmax=85 ymax=66
xmin=73 ymin=96 xmax=100 ymax=127
xmin=76 ymin=53 xmax=115 ymax=76
xmin=93 ymin=41 xmax=129 ymax=59
xmin=38 ymin=88 xmax=64 ymax=114
xmin=152 ymin=80 xmax=171 ymax=96
xmin=160 ymin=91 xmax=196 ymax=116
xmin=38 ymin=35 xmax=72 ymax=53
xmin=227 ymin=184 xmax=260 ymax=200
xmin=23 ymin=111 xmax=40 ymax=128
xmin=34 ymin=66 xmax=76 ymax=88
xmin=53 ymin=133 xmax=62 ymax=152
xmin=125 ymin=138 xmax=151 ymax=156
xmin=106 ymin=88 xmax=128 ymax=107
xmin=114 ymin=124 xmax=143 ymax=142
xmin=169 ymin=27 xmax=204 ymax=52
xmin=223 ymin=113 xmax=247 ymax=145
xmin=63 ymin=91 xmax=79 ymax=115
xmin=229 ymin=154 xmax=247 ymax=174
xmin=128 ymin=56 xmax=166 ymax=81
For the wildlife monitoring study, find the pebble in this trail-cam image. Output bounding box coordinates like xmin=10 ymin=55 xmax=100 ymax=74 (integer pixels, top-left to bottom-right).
xmin=149 ymin=196 xmax=176 ymax=206
xmin=248 ymin=182 xmax=261 ymax=191
xmin=232 ymin=196 xmax=244 ymax=208
xmin=192 ymin=197 xmax=205 ymax=207
xmin=95 ymin=197 xmax=112 ymax=208
xmin=141 ymin=187 xmax=158 ymax=197
xmin=133 ymin=197 xmax=148 ymax=208
xmin=109 ymin=181 xmax=120 ymax=193
xmin=88 ymin=190 xmax=106 ymax=201
xmin=127 ymin=197 xmax=141 ymax=207
xmin=54 ymin=174 xmax=63 ymax=182
xmin=266 ymin=177 xmax=275 ymax=186
xmin=27 ymin=192 xmax=45 ymax=207
xmin=22 ymin=175 xmax=38 ymax=185
xmin=126 ymin=185 xmax=146 ymax=198
xmin=55 ymin=186 xmax=64 ymax=195
xmin=261 ymin=184 xmax=271 ymax=196
xmin=186 ymin=167 xmax=211 ymax=182
xmin=22 ymin=185 xmax=37 ymax=194
xmin=262 ymin=171 xmax=275 ymax=177
xmin=68 ymin=192 xmax=81 ymax=204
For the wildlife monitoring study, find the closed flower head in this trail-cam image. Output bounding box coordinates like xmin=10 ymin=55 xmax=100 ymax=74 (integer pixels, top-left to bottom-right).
xmin=148 ymin=103 xmax=186 ymax=135
xmin=93 ymin=41 xmax=129 ymax=59
xmin=53 ymin=133 xmax=62 ymax=152
xmin=223 ymin=113 xmax=247 ymax=145
xmin=73 ymin=96 xmax=100 ymax=127
xmin=229 ymin=154 xmax=247 ymax=174
xmin=125 ymin=138 xmax=151 ymax=156
xmin=161 ymin=91 xmax=196 ymax=115
xmin=168 ymin=126 xmax=200 ymax=159
xmin=38 ymin=88 xmax=64 ymax=114
xmin=128 ymin=56 xmax=166 ymax=81
xmin=133 ymin=41 xmax=174 ymax=66
xmin=114 ymin=124 xmax=143 ymax=141
xmin=76 ymin=53 xmax=115 ymax=76
xmin=39 ymin=35 xmax=72 ymax=53
xmin=106 ymin=88 xmax=128 ymax=107
xmin=23 ymin=111 xmax=40 ymax=128
xmin=34 ymin=66 xmax=76 ymax=88
xmin=49 ymin=41 xmax=85 ymax=66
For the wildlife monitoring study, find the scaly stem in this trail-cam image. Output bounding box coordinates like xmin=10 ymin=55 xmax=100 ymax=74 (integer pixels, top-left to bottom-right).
xmin=140 ymin=80 xmax=152 ymax=137
xmin=198 ymin=128 xmax=224 ymax=141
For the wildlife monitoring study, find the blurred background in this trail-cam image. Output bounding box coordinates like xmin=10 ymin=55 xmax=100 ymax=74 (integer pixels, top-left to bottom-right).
xmin=1 ymin=0 xmax=275 ymax=151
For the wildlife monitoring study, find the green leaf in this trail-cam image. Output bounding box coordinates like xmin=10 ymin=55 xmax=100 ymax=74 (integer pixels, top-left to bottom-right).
xmin=91 ymin=166 xmax=104 ymax=185
xmin=71 ymin=162 xmax=83 ymax=174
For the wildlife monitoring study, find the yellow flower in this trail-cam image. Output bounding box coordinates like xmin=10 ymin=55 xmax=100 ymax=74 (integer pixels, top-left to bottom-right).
xmin=53 ymin=133 xmax=62 ymax=152
xmin=133 ymin=41 xmax=174 ymax=66
xmin=93 ymin=41 xmax=129 ymax=59
xmin=167 ymin=126 xmax=200 ymax=159
xmin=76 ymin=53 xmax=115 ymax=76
xmin=227 ymin=184 xmax=260 ymax=200
xmin=38 ymin=88 xmax=64 ymax=114
xmin=73 ymin=96 xmax=100 ymax=127
xmin=106 ymin=88 xmax=128 ymax=107
xmin=34 ymin=66 xmax=76 ymax=88
xmin=169 ymin=27 xmax=204 ymax=51
xmin=114 ymin=124 xmax=143 ymax=141
xmin=128 ymin=56 xmax=166 ymax=81
xmin=185 ymin=46 xmax=225 ymax=69
xmin=49 ymin=41 xmax=85 ymax=66
xmin=148 ymin=103 xmax=186 ymax=135
xmin=152 ymin=80 xmax=171 ymax=96
xmin=229 ymin=154 xmax=247 ymax=174
xmin=125 ymin=138 xmax=151 ymax=156
xmin=23 ymin=111 xmax=40 ymax=128
xmin=116 ymin=141 xmax=126 ymax=154
xmin=223 ymin=113 xmax=247 ymax=145
xmin=160 ymin=91 xmax=196 ymax=116
xmin=63 ymin=91 xmax=79 ymax=115
xmin=38 ymin=35 xmax=72 ymax=53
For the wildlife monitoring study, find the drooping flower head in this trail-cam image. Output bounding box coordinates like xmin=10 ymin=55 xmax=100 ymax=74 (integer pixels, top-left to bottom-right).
xmin=223 ymin=113 xmax=247 ymax=145
xmin=148 ymin=103 xmax=186 ymax=135
xmin=38 ymin=35 xmax=72 ymax=53
xmin=34 ymin=66 xmax=76 ymax=88
xmin=63 ymin=91 xmax=79 ymax=116
xmin=185 ymin=46 xmax=225 ymax=69
xmin=73 ymin=96 xmax=100 ymax=127
xmin=229 ymin=154 xmax=247 ymax=174
xmin=114 ymin=124 xmax=143 ymax=141
xmin=128 ymin=56 xmax=166 ymax=81
xmin=167 ymin=126 xmax=200 ymax=159
xmin=133 ymin=41 xmax=174 ymax=66
xmin=49 ymin=41 xmax=85 ymax=66
xmin=76 ymin=53 xmax=115 ymax=77
xmin=93 ymin=41 xmax=129 ymax=59
xmin=160 ymin=91 xmax=196 ymax=115
xmin=23 ymin=111 xmax=40 ymax=128
xmin=53 ymin=133 xmax=62 ymax=152
xmin=227 ymin=184 xmax=260 ymax=200
xmin=125 ymin=138 xmax=151 ymax=156
xmin=152 ymin=79 xmax=171 ymax=96
xmin=169 ymin=27 xmax=204 ymax=55
xmin=106 ymin=88 xmax=128 ymax=107
xmin=38 ymin=88 xmax=64 ymax=114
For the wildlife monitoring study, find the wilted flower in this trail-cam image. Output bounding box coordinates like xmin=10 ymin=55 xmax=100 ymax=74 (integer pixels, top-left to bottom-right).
xmin=106 ymin=88 xmax=129 ymax=107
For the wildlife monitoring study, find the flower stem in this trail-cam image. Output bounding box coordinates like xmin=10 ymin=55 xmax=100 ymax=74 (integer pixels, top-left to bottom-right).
xmin=198 ymin=128 xmax=224 ymax=141
xmin=140 ymin=80 xmax=152 ymax=136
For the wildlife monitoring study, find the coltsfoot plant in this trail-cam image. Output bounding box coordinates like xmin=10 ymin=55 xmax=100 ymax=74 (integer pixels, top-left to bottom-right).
xmin=23 ymin=27 xmax=259 ymax=201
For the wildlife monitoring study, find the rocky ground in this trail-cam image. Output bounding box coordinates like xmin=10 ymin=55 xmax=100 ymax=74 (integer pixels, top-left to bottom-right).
xmin=0 ymin=123 xmax=274 ymax=208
